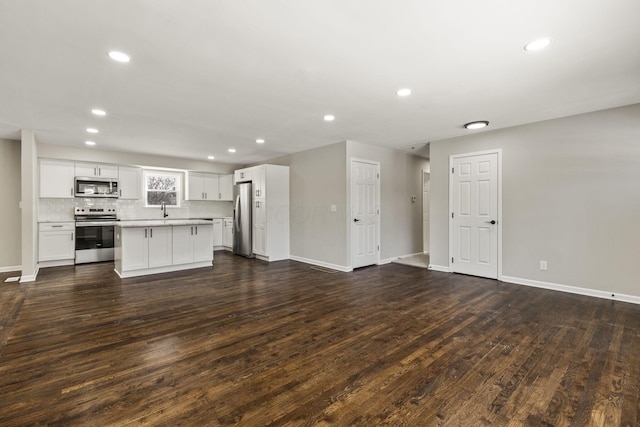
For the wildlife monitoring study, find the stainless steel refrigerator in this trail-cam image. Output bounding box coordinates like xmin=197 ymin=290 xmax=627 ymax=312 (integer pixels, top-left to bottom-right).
xmin=233 ymin=182 xmax=254 ymax=257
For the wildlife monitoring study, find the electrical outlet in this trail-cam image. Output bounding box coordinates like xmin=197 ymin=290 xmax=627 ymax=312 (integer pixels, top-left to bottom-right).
xmin=540 ymin=261 xmax=548 ymax=271
xmin=330 ymin=204 xmax=337 ymax=212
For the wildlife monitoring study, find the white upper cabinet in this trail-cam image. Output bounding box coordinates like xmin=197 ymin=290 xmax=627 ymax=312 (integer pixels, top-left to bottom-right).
xmin=234 ymin=168 xmax=252 ymax=183
xmin=187 ymin=172 xmax=233 ymax=201
xmin=219 ymin=174 xmax=233 ymax=201
xmin=75 ymin=162 xmax=118 ymax=178
xmin=118 ymin=166 xmax=141 ymax=199
xmin=39 ymin=159 xmax=75 ymax=198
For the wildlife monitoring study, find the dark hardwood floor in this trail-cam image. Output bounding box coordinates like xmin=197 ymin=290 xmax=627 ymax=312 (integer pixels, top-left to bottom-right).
xmin=1 ymin=252 xmax=639 ymax=426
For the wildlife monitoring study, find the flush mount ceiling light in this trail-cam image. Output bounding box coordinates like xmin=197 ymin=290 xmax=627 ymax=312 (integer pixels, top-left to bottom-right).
xmin=228 ymin=148 xmax=236 ymax=153
xmin=256 ymin=138 xmax=265 ymax=144
xmin=207 ymin=155 xmax=215 ymax=160
xmin=91 ymin=108 xmax=106 ymax=116
xmin=108 ymin=51 xmax=131 ymax=62
xmin=85 ymin=141 xmax=96 ymax=146
xmin=464 ymin=121 xmax=489 ymax=130
xmin=396 ymin=88 xmax=412 ymax=97
xmin=323 ymin=114 xmax=335 ymax=122
xmin=524 ymin=38 xmax=552 ymax=51
xmin=86 ymin=127 xmax=99 ymax=134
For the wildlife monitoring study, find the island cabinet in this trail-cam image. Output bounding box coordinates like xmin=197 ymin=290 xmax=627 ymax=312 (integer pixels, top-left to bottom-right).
xmin=115 ymin=220 xmax=213 ymax=278
xmin=173 ymin=225 xmax=213 ymax=265
xmin=119 ymin=226 xmax=172 ymax=272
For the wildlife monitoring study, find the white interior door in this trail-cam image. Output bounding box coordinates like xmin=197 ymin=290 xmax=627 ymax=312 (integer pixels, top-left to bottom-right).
xmin=351 ymin=160 xmax=379 ymax=268
xmin=451 ymin=152 xmax=499 ymax=279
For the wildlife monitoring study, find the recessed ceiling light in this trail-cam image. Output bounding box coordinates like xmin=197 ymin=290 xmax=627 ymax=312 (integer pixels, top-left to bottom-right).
xmin=524 ymin=38 xmax=552 ymax=51
xmin=207 ymin=155 xmax=215 ymax=160
xmin=464 ymin=121 xmax=489 ymax=130
xmin=323 ymin=115 xmax=335 ymax=122
xmin=108 ymin=51 xmax=131 ymax=63
xmin=85 ymin=141 xmax=96 ymax=146
xmin=86 ymin=128 xmax=99 ymax=134
xmin=91 ymin=109 xmax=106 ymax=116
xmin=228 ymin=148 xmax=236 ymax=153
xmin=396 ymin=88 xmax=412 ymax=96
xmin=256 ymin=138 xmax=265 ymax=144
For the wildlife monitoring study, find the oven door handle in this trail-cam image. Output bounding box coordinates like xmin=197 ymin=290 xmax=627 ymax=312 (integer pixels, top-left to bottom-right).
xmin=75 ymin=221 xmax=117 ymax=227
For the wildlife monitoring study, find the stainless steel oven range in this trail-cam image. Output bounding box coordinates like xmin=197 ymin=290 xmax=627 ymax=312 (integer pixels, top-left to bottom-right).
xmin=74 ymin=207 xmax=118 ymax=264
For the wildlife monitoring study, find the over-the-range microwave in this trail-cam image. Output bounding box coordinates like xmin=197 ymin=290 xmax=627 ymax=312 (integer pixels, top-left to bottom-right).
xmin=74 ymin=177 xmax=119 ymax=198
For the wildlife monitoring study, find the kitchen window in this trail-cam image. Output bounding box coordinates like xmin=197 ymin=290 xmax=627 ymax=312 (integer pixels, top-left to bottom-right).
xmin=144 ymin=171 xmax=182 ymax=207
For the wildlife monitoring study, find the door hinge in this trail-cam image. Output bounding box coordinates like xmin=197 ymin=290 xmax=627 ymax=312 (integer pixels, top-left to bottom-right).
xmin=451 ymin=167 xmax=454 ymax=174
xmin=377 ymin=173 xmax=380 ymax=179
xmin=451 ymin=212 xmax=454 ymax=218
xmin=377 ymin=245 xmax=380 ymax=251
xmin=377 ymin=209 xmax=380 ymax=215
xmin=452 ymin=257 xmax=454 ymax=263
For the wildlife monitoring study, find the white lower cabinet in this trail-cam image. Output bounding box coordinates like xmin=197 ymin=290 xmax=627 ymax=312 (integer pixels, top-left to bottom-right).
xmin=173 ymin=225 xmax=212 ymax=265
xmin=120 ymin=226 xmax=172 ymax=271
xmin=115 ymin=222 xmax=213 ymax=278
xmin=223 ymin=218 xmax=233 ymax=249
xmin=39 ymin=222 xmax=75 ymax=266
xmin=212 ymin=219 xmax=223 ymax=249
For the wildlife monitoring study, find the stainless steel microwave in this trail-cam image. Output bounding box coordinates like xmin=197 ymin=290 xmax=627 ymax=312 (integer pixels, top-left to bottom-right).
xmin=74 ymin=177 xmax=119 ymax=198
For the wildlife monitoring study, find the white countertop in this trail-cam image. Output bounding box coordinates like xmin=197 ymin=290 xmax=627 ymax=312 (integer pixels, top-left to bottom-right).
xmin=117 ymin=219 xmax=214 ymax=227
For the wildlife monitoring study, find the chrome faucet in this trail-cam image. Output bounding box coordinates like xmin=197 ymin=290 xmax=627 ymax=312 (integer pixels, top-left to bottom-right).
xmin=161 ymin=201 xmax=169 ymax=218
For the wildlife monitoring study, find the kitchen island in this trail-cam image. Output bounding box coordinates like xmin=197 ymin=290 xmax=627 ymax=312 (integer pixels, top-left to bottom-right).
xmin=114 ymin=219 xmax=214 ymax=278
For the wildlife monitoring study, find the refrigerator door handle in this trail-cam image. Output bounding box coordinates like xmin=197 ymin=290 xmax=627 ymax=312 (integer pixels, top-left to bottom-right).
xmin=234 ymin=194 xmax=241 ymax=231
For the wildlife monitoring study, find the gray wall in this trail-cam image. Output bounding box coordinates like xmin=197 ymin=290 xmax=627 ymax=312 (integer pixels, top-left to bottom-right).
xmin=0 ymin=139 xmax=21 ymax=271
xmin=263 ymin=142 xmax=349 ymax=268
xmin=346 ymin=141 xmax=429 ymax=262
xmin=430 ymin=103 xmax=640 ymax=297
xmin=265 ymin=140 xmax=429 ymax=269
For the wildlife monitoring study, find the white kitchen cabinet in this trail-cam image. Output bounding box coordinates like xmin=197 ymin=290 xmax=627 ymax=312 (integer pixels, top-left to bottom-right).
xmin=234 ymin=168 xmax=252 ymax=183
xmin=223 ymin=218 xmax=233 ymax=249
xmin=75 ymin=162 xmax=118 ymax=178
xmin=193 ymin=224 xmax=213 ymax=262
xmin=219 ymin=174 xmax=233 ymax=201
xmin=38 ymin=222 xmax=75 ymax=266
xmin=120 ymin=226 xmax=172 ymax=271
xmin=234 ymin=164 xmax=289 ymax=261
xmin=173 ymin=224 xmax=212 ymax=264
xmin=187 ymin=172 xmax=221 ymax=201
xmin=212 ymin=219 xmax=223 ymax=249
xmin=115 ymin=221 xmax=213 ymax=278
xmin=118 ymin=166 xmax=142 ymax=199
xmin=252 ymin=199 xmax=266 ymax=256
xmin=39 ymin=159 xmax=75 ymax=198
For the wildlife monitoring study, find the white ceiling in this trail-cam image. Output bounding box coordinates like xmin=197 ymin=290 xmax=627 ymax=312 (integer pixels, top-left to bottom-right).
xmin=1 ymin=0 xmax=639 ymax=164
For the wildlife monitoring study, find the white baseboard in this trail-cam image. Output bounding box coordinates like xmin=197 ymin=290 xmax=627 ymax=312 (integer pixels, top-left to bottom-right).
xmin=19 ymin=266 xmax=39 ymax=283
xmin=289 ymin=256 xmax=353 ymax=273
xmin=378 ymin=257 xmax=395 ymax=265
xmin=501 ymin=275 xmax=640 ymax=305
xmin=0 ymin=265 xmax=21 ymax=273
xmin=428 ymin=264 xmax=450 ymax=273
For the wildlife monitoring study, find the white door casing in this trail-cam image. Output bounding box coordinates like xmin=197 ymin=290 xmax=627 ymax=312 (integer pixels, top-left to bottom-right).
xmin=351 ymin=159 xmax=380 ymax=269
xmin=423 ymin=171 xmax=430 ymax=254
xmin=449 ymin=150 xmax=501 ymax=279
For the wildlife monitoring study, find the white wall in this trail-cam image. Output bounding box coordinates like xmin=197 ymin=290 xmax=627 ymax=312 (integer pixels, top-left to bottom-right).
xmin=20 ymin=131 xmax=38 ymax=281
xmin=430 ymin=103 xmax=640 ymax=298
xmin=0 ymin=139 xmax=21 ymax=271
xmin=37 ymin=143 xmax=240 ymax=174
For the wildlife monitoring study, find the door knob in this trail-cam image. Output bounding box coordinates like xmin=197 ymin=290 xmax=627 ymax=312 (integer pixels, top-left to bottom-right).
xmin=353 ymin=218 xmax=361 ymax=222
xmin=486 ymin=220 xmax=496 ymax=224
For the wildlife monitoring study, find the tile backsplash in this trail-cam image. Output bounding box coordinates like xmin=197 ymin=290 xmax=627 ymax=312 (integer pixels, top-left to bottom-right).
xmin=39 ymin=198 xmax=233 ymax=221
